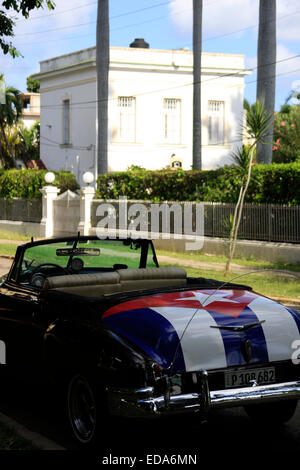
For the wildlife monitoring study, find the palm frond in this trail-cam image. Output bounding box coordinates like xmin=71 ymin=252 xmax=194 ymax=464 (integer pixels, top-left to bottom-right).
xmin=245 ymin=100 xmax=272 ymax=143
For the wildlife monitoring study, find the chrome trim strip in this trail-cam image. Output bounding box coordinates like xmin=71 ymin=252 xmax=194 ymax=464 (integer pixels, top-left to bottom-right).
xmin=210 ymin=381 xmax=300 ymax=407
xmin=107 ymin=380 xmax=300 ymax=418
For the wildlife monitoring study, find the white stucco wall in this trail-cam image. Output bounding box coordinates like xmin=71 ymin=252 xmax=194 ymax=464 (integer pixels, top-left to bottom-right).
xmin=36 ymin=45 xmax=249 ymax=184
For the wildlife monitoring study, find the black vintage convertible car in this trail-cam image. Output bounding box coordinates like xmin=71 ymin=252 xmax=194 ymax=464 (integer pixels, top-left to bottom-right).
xmin=0 ymin=235 xmax=300 ymax=447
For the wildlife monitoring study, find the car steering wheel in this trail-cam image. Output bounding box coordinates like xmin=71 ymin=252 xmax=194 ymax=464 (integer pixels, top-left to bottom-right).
xmin=29 ymin=263 xmax=69 ymax=287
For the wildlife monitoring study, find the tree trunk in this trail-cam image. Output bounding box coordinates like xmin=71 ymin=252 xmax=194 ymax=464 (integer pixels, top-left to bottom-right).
xmin=256 ymin=0 xmax=276 ymax=164
xmin=193 ymin=0 xmax=202 ymax=170
xmin=226 ymin=145 xmax=255 ymax=273
xmin=96 ymin=0 xmax=109 ymax=175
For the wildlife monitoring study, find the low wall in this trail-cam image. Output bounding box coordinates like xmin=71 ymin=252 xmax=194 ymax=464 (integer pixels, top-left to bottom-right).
xmin=0 ymin=220 xmax=41 ymax=237
xmin=0 ymin=198 xmax=42 ymax=238
xmin=153 ymin=237 xmax=300 ymax=264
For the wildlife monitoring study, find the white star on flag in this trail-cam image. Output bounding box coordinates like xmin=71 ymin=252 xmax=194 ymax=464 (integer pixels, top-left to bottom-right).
xmin=175 ymin=291 xmax=239 ymax=308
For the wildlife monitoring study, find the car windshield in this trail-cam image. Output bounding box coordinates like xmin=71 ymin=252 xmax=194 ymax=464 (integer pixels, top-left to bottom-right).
xmin=17 ymin=238 xmax=157 ymax=284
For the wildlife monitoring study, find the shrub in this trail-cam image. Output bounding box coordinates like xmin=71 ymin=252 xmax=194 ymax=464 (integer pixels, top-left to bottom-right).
xmin=273 ymin=107 xmax=300 ymax=163
xmin=96 ymin=163 xmax=300 ymax=205
xmin=0 ymin=169 xmax=79 ymax=199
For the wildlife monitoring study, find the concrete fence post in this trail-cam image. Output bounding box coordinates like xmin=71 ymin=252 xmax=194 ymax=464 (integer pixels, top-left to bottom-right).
xmin=40 ymin=185 xmax=60 ymax=238
xmin=77 ymin=186 xmax=95 ymax=236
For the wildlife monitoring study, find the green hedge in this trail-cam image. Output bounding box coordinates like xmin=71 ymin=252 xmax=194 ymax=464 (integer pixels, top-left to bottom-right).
xmin=96 ymin=163 xmax=300 ymax=205
xmin=0 ymin=169 xmax=79 ymax=199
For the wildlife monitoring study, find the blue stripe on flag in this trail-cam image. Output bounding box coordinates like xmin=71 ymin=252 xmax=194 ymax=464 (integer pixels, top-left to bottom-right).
xmin=286 ymin=307 xmax=300 ymax=334
xmin=207 ymin=306 xmax=269 ymax=367
xmin=103 ymin=307 xmax=186 ymax=371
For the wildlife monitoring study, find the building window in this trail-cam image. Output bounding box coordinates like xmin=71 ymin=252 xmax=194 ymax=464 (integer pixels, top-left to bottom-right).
xmin=208 ymin=100 xmax=225 ymax=145
xmin=62 ymin=99 xmax=70 ymax=145
xmin=163 ymin=98 xmax=181 ymax=144
xmin=117 ymin=96 xmax=136 ymax=142
xmin=23 ymin=98 xmax=30 ymax=110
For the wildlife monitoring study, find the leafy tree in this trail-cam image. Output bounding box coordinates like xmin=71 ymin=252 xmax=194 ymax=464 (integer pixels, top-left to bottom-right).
xmin=225 ymin=102 xmax=271 ymax=273
xmin=279 ymin=89 xmax=300 ymax=114
xmin=256 ymin=0 xmax=276 ymax=164
xmin=0 ymin=0 xmax=55 ymax=57
xmin=0 ymin=75 xmax=22 ymax=167
xmin=96 ymin=0 xmax=109 ymax=175
xmin=0 ymin=123 xmax=21 ymax=167
xmin=0 ymin=120 xmax=40 ymax=166
xmin=17 ymin=120 xmax=40 ymax=161
xmin=26 ymin=75 xmax=40 ymax=93
xmin=193 ymin=0 xmax=202 ymax=170
xmin=273 ymin=107 xmax=300 ymax=163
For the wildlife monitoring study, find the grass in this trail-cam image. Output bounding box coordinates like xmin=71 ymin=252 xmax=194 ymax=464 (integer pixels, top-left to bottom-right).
xmin=0 ymin=235 xmax=299 ymax=301
xmin=21 ymin=240 xmax=145 ymax=269
xmin=156 ymin=249 xmax=300 ymax=300
xmin=0 ymin=231 xmax=31 ymax=257
xmin=0 ymin=230 xmax=31 ymax=242
xmin=0 ymin=244 xmax=19 ymax=257
xmin=0 ymin=421 xmax=38 ymax=451
xmin=156 ymin=249 xmax=300 ymax=272
xmin=159 ymin=263 xmax=300 ymax=301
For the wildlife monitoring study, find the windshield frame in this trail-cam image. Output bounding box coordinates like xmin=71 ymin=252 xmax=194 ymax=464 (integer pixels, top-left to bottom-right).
xmin=8 ymin=236 xmax=159 ymax=285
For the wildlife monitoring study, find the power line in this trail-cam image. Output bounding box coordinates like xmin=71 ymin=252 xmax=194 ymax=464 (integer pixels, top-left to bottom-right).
xmin=12 ymin=4 xmax=300 ymax=70
xmin=246 ymin=66 xmax=300 ymax=86
xmin=14 ymin=2 xmax=300 ymax=47
xmin=15 ymin=0 xmax=173 ymax=23
xmin=15 ymin=1 xmax=98 ymax=22
xmin=14 ymin=0 xmax=175 ymax=37
xmin=14 ymin=0 xmax=220 ymax=27
xmin=12 ymin=0 xmax=234 ymax=38
xmin=37 ymin=62 xmax=300 ymax=151
xmin=28 ymin=53 xmax=300 ymax=112
xmin=40 ymin=134 xmax=245 ymax=150
xmin=184 ymin=7 xmax=300 ymax=47
xmin=41 ymin=135 xmax=91 ymax=151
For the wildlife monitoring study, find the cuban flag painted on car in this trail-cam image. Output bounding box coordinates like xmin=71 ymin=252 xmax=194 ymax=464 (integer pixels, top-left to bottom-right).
xmin=102 ymin=289 xmax=300 ymax=373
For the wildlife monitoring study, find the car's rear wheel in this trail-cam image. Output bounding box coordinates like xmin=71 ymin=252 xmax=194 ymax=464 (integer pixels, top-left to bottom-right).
xmin=244 ymin=399 xmax=298 ymax=425
xmin=67 ymin=374 xmax=101 ymax=447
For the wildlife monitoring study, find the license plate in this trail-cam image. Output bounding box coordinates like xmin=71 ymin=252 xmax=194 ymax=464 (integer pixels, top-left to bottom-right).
xmin=224 ymin=367 xmax=275 ymax=388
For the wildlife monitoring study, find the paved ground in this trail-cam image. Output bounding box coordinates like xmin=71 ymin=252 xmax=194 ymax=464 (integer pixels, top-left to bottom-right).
xmin=0 ymin=382 xmax=300 ymax=460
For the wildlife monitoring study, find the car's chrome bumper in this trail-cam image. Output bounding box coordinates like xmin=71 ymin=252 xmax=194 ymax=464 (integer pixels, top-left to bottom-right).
xmin=107 ymin=373 xmax=300 ymax=418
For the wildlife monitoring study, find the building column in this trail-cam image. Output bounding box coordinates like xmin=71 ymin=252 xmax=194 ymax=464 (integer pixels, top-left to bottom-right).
xmin=40 ymin=185 xmax=60 ymax=238
xmin=77 ymin=186 xmax=95 ymax=236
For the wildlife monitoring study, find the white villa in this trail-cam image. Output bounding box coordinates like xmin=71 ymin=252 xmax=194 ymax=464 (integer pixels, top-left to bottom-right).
xmin=35 ymin=39 xmax=250 ymax=184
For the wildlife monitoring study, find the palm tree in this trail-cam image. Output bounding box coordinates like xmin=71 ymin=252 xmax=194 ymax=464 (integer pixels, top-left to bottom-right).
xmin=192 ymin=0 xmax=203 ymax=170
xmin=96 ymin=0 xmax=109 ymax=176
xmin=0 ymin=124 xmax=21 ymax=167
xmin=256 ymin=0 xmax=276 ymax=164
xmin=0 ymin=75 xmax=22 ymax=168
xmin=18 ymin=121 xmax=40 ymax=161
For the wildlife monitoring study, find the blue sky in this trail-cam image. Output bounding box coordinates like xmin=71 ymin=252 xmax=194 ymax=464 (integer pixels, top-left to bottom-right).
xmin=1 ymin=0 xmax=300 ymax=110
